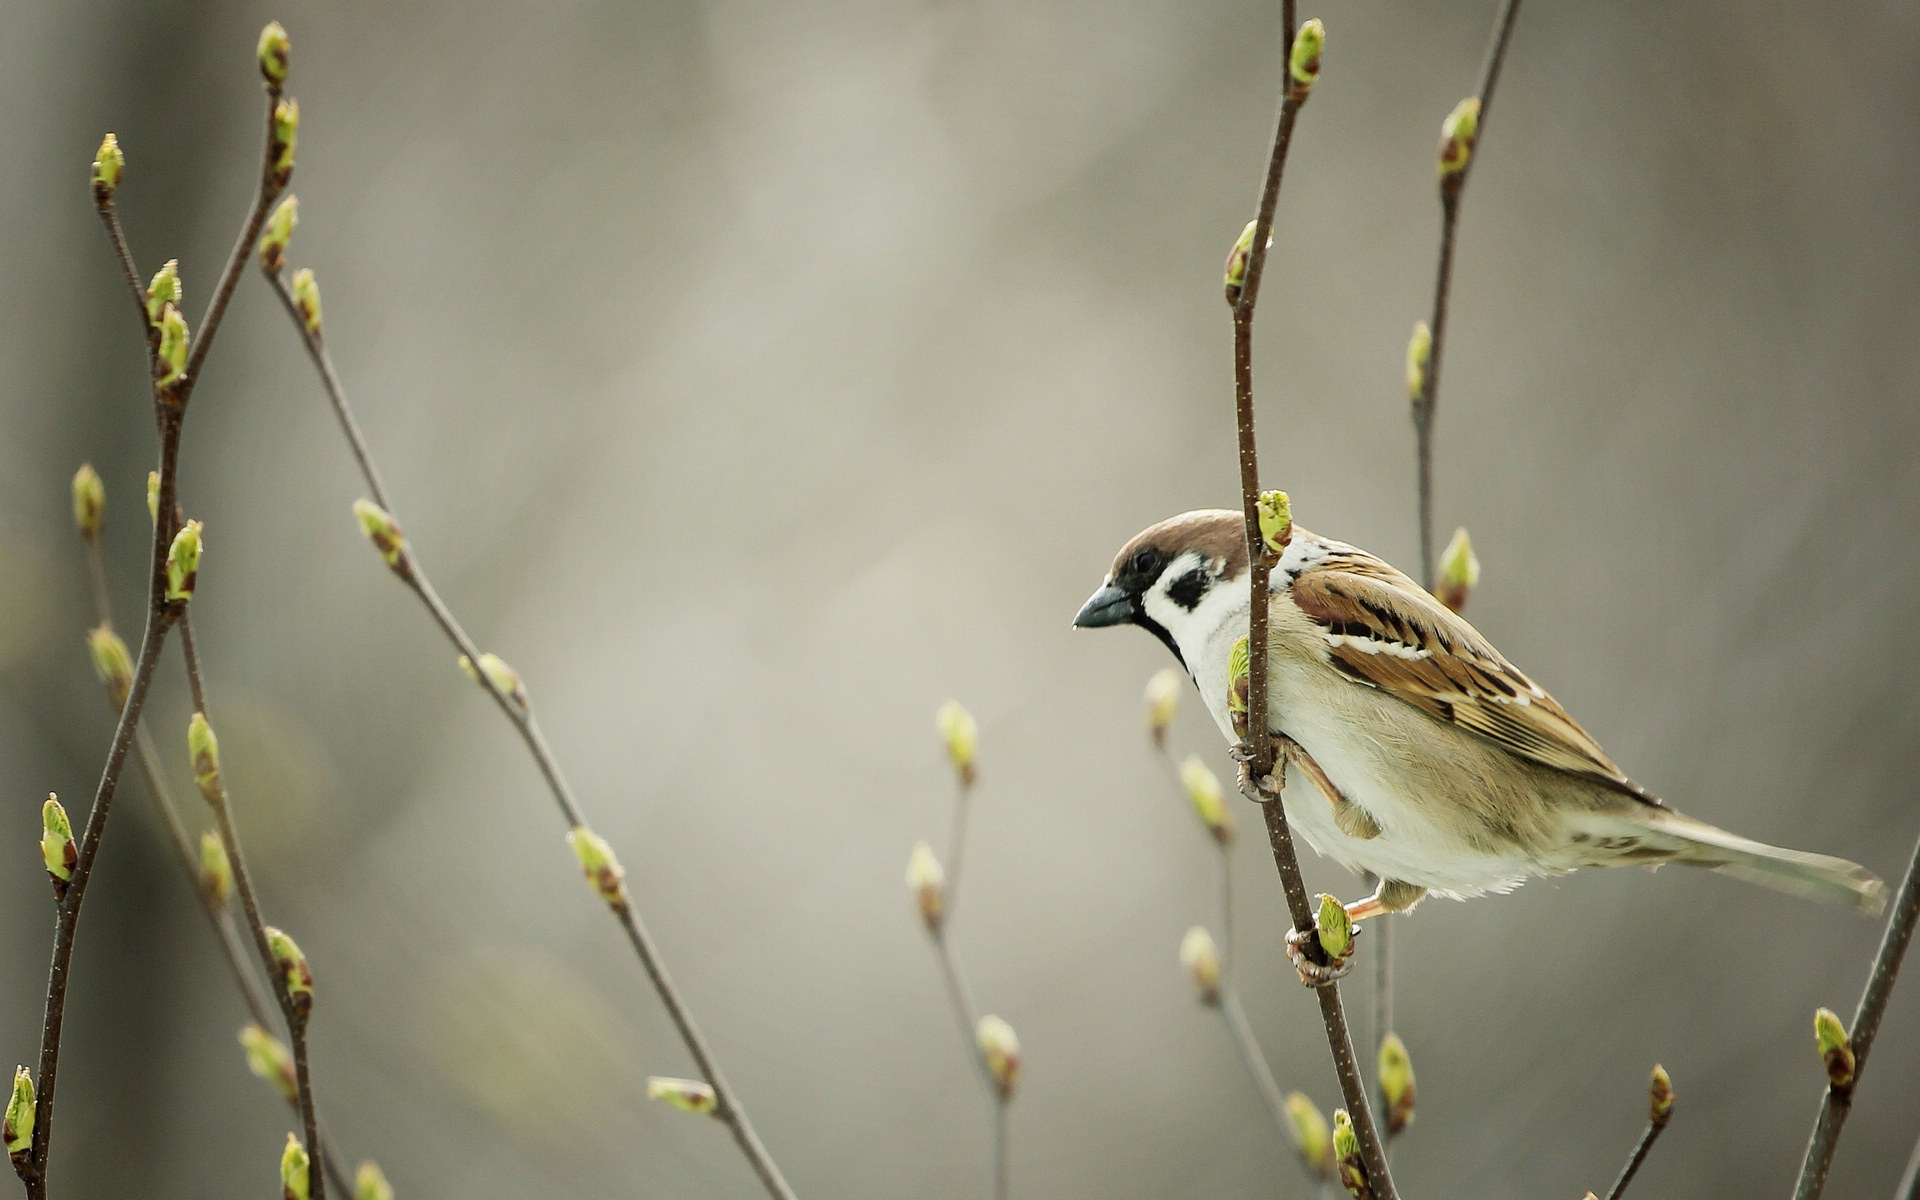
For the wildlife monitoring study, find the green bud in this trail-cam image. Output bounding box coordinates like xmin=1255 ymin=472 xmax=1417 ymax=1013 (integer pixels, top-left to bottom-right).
xmin=1289 ymin=18 xmax=1325 ymax=93
xmin=1438 ymin=97 xmax=1480 ymax=180
xmin=165 ymin=518 xmax=203 ymax=602
xmin=1179 ymin=754 xmax=1233 ymax=843
xmin=1433 ymin=526 xmax=1479 ymax=614
xmin=72 ymin=463 xmax=105 ymax=542
xmin=458 ymin=652 xmax=527 ymax=707
xmin=1223 ymin=219 xmax=1270 ymax=307
xmin=1284 ymin=1092 xmax=1332 ymax=1180
xmin=259 ymin=195 xmax=298 ymax=272
xmin=290 ymin=267 xmax=322 ymax=336
xmin=92 ymin=133 xmax=125 ymax=199
xmin=976 ymin=1015 xmax=1020 ymax=1101
xmin=935 ymin=700 xmax=979 ymax=786
xmin=905 ymin=841 xmax=945 ymax=933
xmin=265 ymin=926 xmax=314 ymax=1017
xmin=156 ymin=303 xmax=190 ymax=386
xmin=239 ymin=1024 xmax=297 ymax=1101
xmin=258 ymin=21 xmax=290 ymax=87
xmin=1257 ymin=489 xmax=1293 ymax=555
xmin=1179 ymin=926 xmax=1221 ymax=1005
xmin=1315 ymin=893 xmax=1353 ymax=961
xmin=1143 ymin=667 xmax=1182 ymax=747
xmin=281 ymin=1132 xmax=311 ymax=1200
xmin=1814 ymin=1007 xmax=1854 ymax=1092
xmin=5 ymin=1067 xmax=34 ymax=1159
xmin=351 ymin=498 xmax=409 ymax=575
xmin=87 ymin=623 xmax=133 ymax=710
xmin=146 ymin=471 xmax=160 ymax=525
xmin=1332 ymin=1108 xmax=1367 ymax=1198
xmin=1226 ymin=635 xmax=1250 ymax=728
xmin=646 ymin=1076 xmax=718 ymax=1115
xmin=146 ymin=259 xmax=182 ymax=327
xmin=354 ymin=1162 xmax=394 ymax=1200
xmin=1377 ymin=1032 xmax=1415 ymax=1135
xmin=1406 ymin=320 xmax=1432 ymax=402
xmin=1648 ymin=1062 xmax=1674 ymax=1128
xmin=188 ymin=711 xmax=222 ymax=801
xmin=272 ymin=98 xmax=299 ymax=183
xmin=201 ymin=831 xmax=233 ymax=907
xmin=42 ymin=795 xmax=76 ymax=896
xmin=567 ymin=826 xmax=629 ymax=911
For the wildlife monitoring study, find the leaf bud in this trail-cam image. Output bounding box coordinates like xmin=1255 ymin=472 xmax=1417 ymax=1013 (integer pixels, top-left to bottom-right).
xmin=1648 ymin=1062 xmax=1674 ymax=1128
xmin=200 ymin=831 xmax=233 ymax=907
xmin=1257 ymin=489 xmax=1293 ymax=555
xmin=1315 ymin=892 xmax=1353 ymax=961
xmin=976 ymin=1015 xmax=1020 ymax=1101
xmin=458 ymin=652 xmax=528 ymax=708
xmin=1433 ymin=526 xmax=1479 ymax=614
xmin=239 ymin=1024 xmax=297 ymax=1100
xmin=1377 ymin=1032 xmax=1415 ymax=1135
xmin=165 ymin=519 xmax=203 ymax=602
xmin=41 ymin=795 xmax=76 ymax=898
xmin=265 ymin=926 xmax=314 ymax=1017
xmin=905 ymin=841 xmax=945 ymax=934
xmin=567 ymin=826 xmax=629 ymax=911
xmin=259 ymin=195 xmax=298 ymax=272
xmin=146 ymin=259 xmax=182 ymax=327
xmin=156 ymin=304 xmax=190 ymax=387
xmin=1179 ymin=755 xmax=1233 ymax=844
xmin=1284 ymin=1092 xmax=1332 ymax=1180
xmin=87 ymin=624 xmax=134 ymax=710
xmin=351 ymin=499 xmax=410 ymax=577
xmin=354 ymin=1162 xmax=394 ymax=1200
xmin=1289 ymin=18 xmax=1325 ymax=95
xmin=72 ymin=463 xmax=105 ymax=541
xmin=1143 ymin=667 xmax=1182 ymax=748
xmin=646 ymin=1076 xmax=718 ymax=1115
xmin=257 ymin=21 xmax=290 ymax=87
xmin=1179 ymin=926 xmax=1221 ymax=1005
xmin=1438 ymin=97 xmax=1480 ymax=181
xmin=935 ymin=700 xmax=979 ymax=786
xmin=4 ymin=1067 xmax=34 ymax=1161
xmin=1814 ymin=1007 xmax=1854 ymax=1093
xmin=290 ymin=267 xmax=322 ymax=335
xmin=281 ymin=1132 xmax=311 ymax=1200
xmin=92 ymin=133 xmax=124 ymax=201
xmin=188 ymin=711 xmax=223 ymax=802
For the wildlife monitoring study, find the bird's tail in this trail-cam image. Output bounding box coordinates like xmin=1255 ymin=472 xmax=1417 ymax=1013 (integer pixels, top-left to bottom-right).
xmin=1591 ymin=807 xmax=1887 ymax=914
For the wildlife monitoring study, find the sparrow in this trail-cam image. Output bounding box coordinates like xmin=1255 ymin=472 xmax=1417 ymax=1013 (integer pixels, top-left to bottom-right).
xmin=1074 ymin=508 xmax=1887 ymax=927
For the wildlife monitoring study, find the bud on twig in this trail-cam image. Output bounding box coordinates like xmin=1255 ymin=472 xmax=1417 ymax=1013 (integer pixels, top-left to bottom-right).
xmin=1437 ymin=97 xmax=1480 ymax=182
xmin=72 ymin=463 xmax=105 ymax=542
xmin=42 ymin=795 xmax=76 ymax=899
xmin=1179 ymin=926 xmax=1221 ymax=1005
xmin=1315 ymin=893 xmax=1353 ymax=961
xmin=271 ymin=98 xmax=299 ymax=186
xmin=1144 ymin=668 xmax=1181 ymax=748
xmin=936 ymin=700 xmax=978 ymax=786
xmin=1333 ymin=1108 xmax=1369 ymax=1199
xmin=290 ymin=268 xmax=322 ymax=336
xmin=156 ymin=304 xmax=190 ymax=387
xmin=1223 ymin=219 xmax=1272 ymax=308
xmin=258 ymin=21 xmax=290 ymax=87
xmin=1284 ymin=1092 xmax=1332 ymax=1180
xmin=239 ymin=1024 xmax=298 ymax=1100
xmin=1648 ymin=1062 xmax=1674 ymax=1128
xmin=88 ymin=624 xmax=133 ymax=710
xmin=265 ymin=926 xmax=314 ymax=1018
xmin=146 ymin=471 xmax=160 ymax=525
xmin=201 ymin=832 xmax=234 ymax=907
xmin=976 ymin=1015 xmax=1020 ymax=1101
xmin=188 ymin=711 xmax=223 ymax=802
xmin=281 ymin=1132 xmax=311 ymax=1200
xmin=1257 ymin=489 xmax=1293 ymax=556
xmin=92 ymin=133 xmax=124 ymax=202
xmin=259 ymin=195 xmax=297 ymax=272
xmin=1406 ymin=321 xmax=1432 ymax=403
xmin=647 ymin=1076 xmax=719 ymax=1115
xmin=165 ymin=519 xmax=203 ymax=601
xmin=1814 ymin=1007 xmax=1854 ymax=1093
xmin=1179 ymin=755 xmax=1234 ymax=843
xmin=567 ymin=826 xmax=629 ymax=911
xmin=354 ymin=1162 xmax=394 ymax=1200
xmin=1226 ymin=635 xmax=1250 ymax=738
xmin=1433 ymin=526 xmax=1479 ymax=614
xmin=146 ymin=259 xmax=182 ymax=327
xmin=458 ymin=652 xmax=528 ymax=708
xmin=352 ymin=499 xmax=409 ymax=576
xmin=905 ymin=841 xmax=945 ymax=933
xmin=5 ymin=1067 xmax=34 ymax=1166
xmin=1377 ymin=1032 xmax=1415 ymax=1135
xmin=1289 ymin=18 xmax=1325 ymax=97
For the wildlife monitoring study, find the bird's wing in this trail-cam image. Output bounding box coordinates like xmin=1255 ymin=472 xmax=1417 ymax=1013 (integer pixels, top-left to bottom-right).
xmin=1286 ymin=550 xmax=1643 ymax=794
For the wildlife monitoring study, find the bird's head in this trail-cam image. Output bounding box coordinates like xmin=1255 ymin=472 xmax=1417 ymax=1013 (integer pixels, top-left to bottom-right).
xmin=1072 ymin=509 xmax=1250 ymax=671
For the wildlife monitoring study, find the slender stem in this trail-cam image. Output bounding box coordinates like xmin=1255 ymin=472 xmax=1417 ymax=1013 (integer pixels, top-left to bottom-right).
xmin=264 ymin=270 xmax=797 ymax=1200
xmin=1895 ymin=1129 xmax=1920 ymax=1200
xmin=95 ymin=202 xmax=153 ymax=344
xmin=992 ymin=1102 xmax=1009 ymax=1200
xmin=1793 ymin=827 xmax=1920 ymax=1200
xmin=945 ymin=777 xmax=976 ymax=915
xmin=1603 ymin=1120 xmax=1668 ymax=1200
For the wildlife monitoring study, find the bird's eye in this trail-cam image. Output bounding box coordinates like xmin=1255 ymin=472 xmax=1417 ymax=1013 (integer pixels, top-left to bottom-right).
xmin=1127 ymin=550 xmax=1155 ymax=576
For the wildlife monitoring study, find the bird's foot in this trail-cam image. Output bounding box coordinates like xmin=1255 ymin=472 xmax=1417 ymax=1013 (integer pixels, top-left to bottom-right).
xmin=1230 ymin=741 xmax=1285 ymax=804
xmin=1284 ymin=920 xmax=1359 ymax=987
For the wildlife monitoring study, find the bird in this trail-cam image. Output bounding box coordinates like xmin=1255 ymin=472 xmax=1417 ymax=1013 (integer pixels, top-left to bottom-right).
xmin=1073 ymin=508 xmax=1887 ymax=939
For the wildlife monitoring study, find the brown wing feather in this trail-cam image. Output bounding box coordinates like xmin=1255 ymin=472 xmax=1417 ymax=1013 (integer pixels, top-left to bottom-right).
xmin=1288 ymin=551 xmax=1643 ymax=794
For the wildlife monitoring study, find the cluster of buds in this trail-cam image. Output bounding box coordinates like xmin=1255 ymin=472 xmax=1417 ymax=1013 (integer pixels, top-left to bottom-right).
xmin=165 ymin=519 xmax=204 ymax=603
xmin=354 ymin=1162 xmax=394 ymax=1200
xmin=1179 ymin=755 xmax=1233 ymax=843
xmin=1315 ymin=893 xmax=1354 ymax=961
xmin=905 ymin=841 xmax=945 ymax=933
xmin=71 ymin=464 xmax=104 ymax=542
xmin=41 ymin=795 xmax=76 ymax=900
xmin=188 ymin=712 xmax=223 ymax=802
xmin=259 ymin=195 xmax=297 ymax=272
xmin=5 ymin=1067 xmax=33 ymax=1168
xmin=1284 ymin=1092 xmax=1332 ymax=1180
xmin=1289 ymin=18 xmax=1325 ymax=100
xmin=1178 ymin=926 xmax=1221 ymax=1006
xmin=1257 ymin=489 xmax=1293 ymax=556
xmin=290 ymin=268 xmax=322 ymax=336
xmin=87 ymin=624 xmax=133 ymax=710
xmin=92 ymin=133 xmax=124 ymax=204
xmin=1406 ymin=321 xmax=1432 ymax=404
xmin=567 ymin=826 xmax=629 ymax=912
xmin=1377 ymin=1032 xmax=1416 ymax=1135
xmin=1332 ymin=1108 xmax=1369 ymax=1199
xmin=200 ymin=832 xmax=234 ymax=907
xmin=239 ymin=1024 xmax=297 ymax=1101
xmin=976 ymin=1015 xmax=1020 ymax=1102
xmin=281 ymin=1133 xmax=311 ymax=1200
xmin=1223 ymin=219 xmax=1271 ymax=308
xmin=1437 ymin=97 xmax=1480 ymax=184
xmin=1648 ymin=1062 xmax=1674 ymax=1128
xmin=459 ymin=652 xmax=528 ymax=709
xmin=1143 ymin=667 xmax=1181 ymax=749
xmin=271 ymin=98 xmax=299 ymax=188
xmin=1226 ymin=636 xmax=1250 ymax=738
xmin=265 ymin=927 xmax=315 ymax=1018
xmin=1432 ymin=527 xmax=1479 ymax=614
xmin=935 ymin=700 xmax=978 ymax=787
xmin=1814 ymin=1007 xmax=1854 ymax=1094
xmin=647 ymin=1076 xmax=718 ymax=1116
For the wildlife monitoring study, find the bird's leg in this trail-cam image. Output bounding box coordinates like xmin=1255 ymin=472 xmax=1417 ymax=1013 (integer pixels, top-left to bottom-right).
xmin=1284 ymin=881 xmax=1427 ymax=987
xmin=1285 ymin=922 xmax=1359 ymax=986
xmin=1230 ymin=739 xmax=1285 ymax=803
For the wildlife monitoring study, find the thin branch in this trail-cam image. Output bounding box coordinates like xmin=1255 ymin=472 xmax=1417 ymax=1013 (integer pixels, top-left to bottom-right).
xmin=1895 ymin=1129 xmax=1920 ymax=1200
xmin=1793 ymin=827 xmax=1920 ymax=1200
xmin=262 ymin=270 xmax=798 ymax=1200
xmin=1603 ymin=1121 xmax=1668 ymax=1200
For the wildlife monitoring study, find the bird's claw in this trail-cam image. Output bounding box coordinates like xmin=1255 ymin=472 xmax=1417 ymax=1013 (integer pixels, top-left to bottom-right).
xmin=1285 ymin=923 xmax=1358 ymax=988
xmin=1231 ymin=743 xmax=1284 ymax=803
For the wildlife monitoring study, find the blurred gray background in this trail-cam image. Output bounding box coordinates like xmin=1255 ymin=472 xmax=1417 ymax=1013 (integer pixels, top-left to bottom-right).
xmin=2 ymin=0 xmax=1917 ymax=1196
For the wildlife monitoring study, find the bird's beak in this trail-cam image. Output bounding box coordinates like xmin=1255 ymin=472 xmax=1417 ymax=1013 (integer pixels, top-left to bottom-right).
xmin=1072 ymin=583 xmax=1135 ymax=629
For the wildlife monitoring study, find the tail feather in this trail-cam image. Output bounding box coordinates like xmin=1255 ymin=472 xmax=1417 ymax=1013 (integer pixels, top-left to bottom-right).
xmin=1597 ymin=808 xmax=1888 ymax=914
